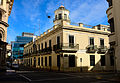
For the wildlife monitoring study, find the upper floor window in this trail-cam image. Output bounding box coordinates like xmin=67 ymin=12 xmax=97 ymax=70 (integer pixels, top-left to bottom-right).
xmin=58 ymin=14 xmax=62 ymax=19
xmin=41 ymin=43 xmax=43 ymax=50
xmin=90 ymin=37 xmax=94 ymax=45
xmin=0 ymin=33 xmax=2 ymax=41
xmin=108 ymin=0 xmax=112 ymax=7
xmin=64 ymin=14 xmax=67 ymax=20
xmin=97 ymin=27 xmax=101 ymax=30
xmin=69 ymin=35 xmax=74 ymax=45
xmin=57 ymin=36 xmax=60 ymax=45
xmin=49 ymin=40 xmax=51 ymax=48
xmin=45 ymin=42 xmax=47 ymax=48
xmin=55 ymin=15 xmax=57 ymax=20
xmin=0 ymin=11 xmax=2 ymax=21
xmin=100 ymin=38 xmax=104 ymax=46
xmin=108 ymin=18 xmax=115 ymax=33
xmin=0 ymin=0 xmax=3 ymax=5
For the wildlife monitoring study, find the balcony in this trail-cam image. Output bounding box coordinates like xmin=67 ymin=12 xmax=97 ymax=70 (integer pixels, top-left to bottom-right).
xmin=53 ymin=43 xmax=79 ymax=53
xmin=23 ymin=53 xmax=28 ymax=57
xmin=97 ymin=46 xmax=108 ymax=54
xmin=40 ymin=47 xmax=52 ymax=55
xmin=106 ymin=6 xmax=113 ymax=20
xmin=86 ymin=45 xmax=97 ymax=53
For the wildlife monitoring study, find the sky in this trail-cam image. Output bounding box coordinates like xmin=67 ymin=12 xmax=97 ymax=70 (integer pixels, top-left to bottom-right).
xmin=7 ymin=0 xmax=109 ymax=43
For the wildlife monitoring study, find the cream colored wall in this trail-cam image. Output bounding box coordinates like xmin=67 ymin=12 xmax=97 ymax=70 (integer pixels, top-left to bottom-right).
xmin=63 ymin=29 xmax=109 ymax=71
xmin=63 ymin=29 xmax=109 ymax=50
xmin=0 ymin=0 xmax=13 ymax=42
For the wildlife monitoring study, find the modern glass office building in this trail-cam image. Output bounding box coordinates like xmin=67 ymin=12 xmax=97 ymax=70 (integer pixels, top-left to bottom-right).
xmin=11 ymin=32 xmax=34 ymax=59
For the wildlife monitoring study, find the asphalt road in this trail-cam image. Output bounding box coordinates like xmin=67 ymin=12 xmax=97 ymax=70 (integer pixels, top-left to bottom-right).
xmin=0 ymin=70 xmax=120 ymax=83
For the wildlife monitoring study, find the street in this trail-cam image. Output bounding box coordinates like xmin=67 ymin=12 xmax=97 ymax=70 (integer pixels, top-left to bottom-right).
xmin=0 ymin=70 xmax=120 ymax=83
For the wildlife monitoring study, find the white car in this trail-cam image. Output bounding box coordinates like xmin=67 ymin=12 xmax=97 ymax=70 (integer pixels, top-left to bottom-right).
xmin=12 ymin=64 xmax=19 ymax=69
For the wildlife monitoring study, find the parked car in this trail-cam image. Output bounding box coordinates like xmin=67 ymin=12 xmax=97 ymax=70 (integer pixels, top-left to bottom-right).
xmin=12 ymin=64 xmax=19 ymax=70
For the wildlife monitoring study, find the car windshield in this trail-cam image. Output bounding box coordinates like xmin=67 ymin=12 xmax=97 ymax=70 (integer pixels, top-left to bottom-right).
xmin=13 ymin=64 xmax=18 ymax=66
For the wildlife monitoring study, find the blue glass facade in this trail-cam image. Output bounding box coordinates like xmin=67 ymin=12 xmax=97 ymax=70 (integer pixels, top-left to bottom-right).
xmin=12 ymin=36 xmax=33 ymax=59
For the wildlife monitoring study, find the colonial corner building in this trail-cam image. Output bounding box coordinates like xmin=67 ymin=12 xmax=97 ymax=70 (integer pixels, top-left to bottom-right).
xmin=106 ymin=0 xmax=120 ymax=72
xmin=23 ymin=6 xmax=112 ymax=72
xmin=0 ymin=0 xmax=14 ymax=68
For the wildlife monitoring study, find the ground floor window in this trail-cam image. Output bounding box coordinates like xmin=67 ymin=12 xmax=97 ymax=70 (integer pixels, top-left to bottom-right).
xmin=110 ymin=55 xmax=114 ymax=66
xmin=34 ymin=57 xmax=36 ymax=67
xmin=45 ymin=57 xmax=47 ymax=66
xmin=69 ymin=55 xmax=75 ymax=67
xmin=38 ymin=57 xmax=40 ymax=66
xmin=31 ymin=58 xmax=32 ymax=66
xmin=49 ymin=56 xmax=52 ymax=66
xmin=90 ymin=55 xmax=95 ymax=66
xmin=57 ymin=55 xmax=60 ymax=67
xmin=101 ymin=55 xmax=105 ymax=66
xmin=41 ymin=57 xmax=43 ymax=66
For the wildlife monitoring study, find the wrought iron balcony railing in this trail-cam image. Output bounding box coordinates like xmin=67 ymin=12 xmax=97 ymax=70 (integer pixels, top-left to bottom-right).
xmin=40 ymin=47 xmax=52 ymax=55
xmin=86 ymin=45 xmax=97 ymax=53
xmin=97 ymin=46 xmax=108 ymax=54
xmin=53 ymin=43 xmax=79 ymax=53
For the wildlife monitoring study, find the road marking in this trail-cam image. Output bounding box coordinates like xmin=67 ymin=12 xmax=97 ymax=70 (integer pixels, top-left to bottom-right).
xmin=19 ymin=74 xmax=32 ymax=82
xmin=33 ymin=77 xmax=78 ymax=82
xmin=90 ymin=81 xmax=109 ymax=83
xmin=16 ymin=71 xmax=36 ymax=73
xmin=57 ymin=73 xmax=83 ymax=78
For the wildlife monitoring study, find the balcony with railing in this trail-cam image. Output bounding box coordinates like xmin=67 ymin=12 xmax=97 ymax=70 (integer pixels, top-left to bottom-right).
xmin=40 ymin=47 xmax=52 ymax=55
xmin=97 ymin=46 xmax=108 ymax=54
xmin=86 ymin=45 xmax=97 ymax=53
xmin=53 ymin=43 xmax=79 ymax=53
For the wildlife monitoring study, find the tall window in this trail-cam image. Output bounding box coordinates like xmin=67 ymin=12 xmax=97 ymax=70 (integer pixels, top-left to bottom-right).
xmin=45 ymin=57 xmax=47 ymax=66
xmin=41 ymin=43 xmax=43 ymax=50
xmin=49 ymin=56 xmax=52 ymax=66
xmin=100 ymin=38 xmax=104 ymax=46
xmin=45 ymin=42 xmax=47 ymax=48
xmin=38 ymin=44 xmax=40 ymax=51
xmin=0 ymin=33 xmax=2 ymax=40
xmin=41 ymin=57 xmax=43 ymax=66
xmin=90 ymin=55 xmax=95 ymax=66
xmin=64 ymin=14 xmax=67 ymax=19
xmin=38 ymin=57 xmax=40 ymax=66
xmin=108 ymin=0 xmax=112 ymax=7
xmin=0 ymin=11 xmax=2 ymax=21
xmin=69 ymin=35 xmax=74 ymax=47
xmin=49 ymin=40 xmax=51 ymax=48
xmin=108 ymin=18 xmax=115 ymax=33
xmin=57 ymin=36 xmax=60 ymax=45
xmin=58 ymin=14 xmax=62 ymax=19
xmin=101 ymin=55 xmax=105 ymax=66
xmin=55 ymin=15 xmax=57 ymax=20
xmin=98 ymin=27 xmax=101 ymax=30
xmin=90 ymin=37 xmax=94 ymax=45
xmin=110 ymin=55 xmax=114 ymax=66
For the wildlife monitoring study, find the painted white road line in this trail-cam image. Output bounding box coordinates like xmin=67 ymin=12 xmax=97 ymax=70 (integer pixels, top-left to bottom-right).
xmin=19 ymin=74 xmax=32 ymax=82
xmin=16 ymin=71 xmax=36 ymax=73
xmin=33 ymin=77 xmax=78 ymax=82
xmin=57 ymin=73 xmax=83 ymax=78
